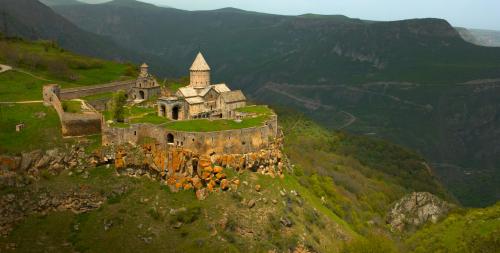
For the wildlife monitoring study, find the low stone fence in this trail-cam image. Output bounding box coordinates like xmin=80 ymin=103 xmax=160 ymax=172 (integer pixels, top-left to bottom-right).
xmin=102 ymin=115 xmax=279 ymax=156
xmin=60 ymin=80 xmax=135 ymax=100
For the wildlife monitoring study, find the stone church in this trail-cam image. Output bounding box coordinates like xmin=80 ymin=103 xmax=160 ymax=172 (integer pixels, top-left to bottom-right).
xmin=157 ymin=52 xmax=246 ymax=120
xmin=130 ymin=63 xmax=161 ymax=101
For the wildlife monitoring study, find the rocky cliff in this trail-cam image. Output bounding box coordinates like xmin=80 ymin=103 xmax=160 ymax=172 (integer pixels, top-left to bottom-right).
xmin=387 ymin=192 xmax=454 ymax=233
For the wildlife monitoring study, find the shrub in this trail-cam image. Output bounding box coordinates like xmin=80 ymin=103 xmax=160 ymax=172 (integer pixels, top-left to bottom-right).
xmin=147 ymin=208 xmax=162 ymax=220
xmin=170 ymin=206 xmax=201 ymax=224
xmin=111 ymin=90 xmax=127 ymax=122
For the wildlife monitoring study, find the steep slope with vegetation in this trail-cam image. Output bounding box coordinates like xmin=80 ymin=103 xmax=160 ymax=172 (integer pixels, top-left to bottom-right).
xmin=1 ymin=108 xmax=470 ymax=252
xmin=406 ymin=203 xmax=500 ymax=253
xmin=52 ymin=0 xmax=500 ymax=207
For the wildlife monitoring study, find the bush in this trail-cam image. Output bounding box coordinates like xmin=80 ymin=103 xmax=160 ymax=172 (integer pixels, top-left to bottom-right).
xmin=111 ymin=90 xmax=127 ymax=122
xmin=147 ymin=208 xmax=162 ymax=220
xmin=170 ymin=206 xmax=201 ymax=225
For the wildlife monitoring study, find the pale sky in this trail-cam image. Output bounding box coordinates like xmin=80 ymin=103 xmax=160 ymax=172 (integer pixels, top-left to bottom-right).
xmin=81 ymin=0 xmax=500 ymax=30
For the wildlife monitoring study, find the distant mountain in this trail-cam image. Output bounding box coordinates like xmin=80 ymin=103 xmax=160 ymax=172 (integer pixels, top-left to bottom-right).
xmin=457 ymin=27 xmax=500 ymax=47
xmin=54 ymin=0 xmax=500 ymax=84
xmin=39 ymin=0 xmax=85 ymax=6
xmin=44 ymin=0 xmax=500 ymax=206
xmin=0 ymin=0 xmax=130 ymax=61
xmin=0 ymin=0 xmax=175 ymax=75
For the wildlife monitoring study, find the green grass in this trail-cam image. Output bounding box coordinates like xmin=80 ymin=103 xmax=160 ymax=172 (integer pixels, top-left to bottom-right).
xmin=82 ymin=92 xmax=114 ymax=101
xmin=0 ymin=103 xmax=63 ymax=154
xmin=0 ymin=38 xmax=136 ymax=102
xmin=102 ymin=104 xmax=275 ymax=131
xmin=62 ymin=100 xmax=82 ymax=113
xmin=130 ymin=112 xmax=168 ymax=125
xmin=235 ymin=105 xmax=274 ymax=116
xmin=0 ymin=71 xmax=47 ymax=101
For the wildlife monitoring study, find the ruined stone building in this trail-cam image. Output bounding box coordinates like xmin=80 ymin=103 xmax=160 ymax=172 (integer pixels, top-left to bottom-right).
xmin=130 ymin=63 xmax=161 ymax=100
xmin=157 ymin=52 xmax=247 ymax=120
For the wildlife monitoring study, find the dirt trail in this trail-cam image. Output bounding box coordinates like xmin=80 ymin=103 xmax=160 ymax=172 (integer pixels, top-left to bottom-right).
xmin=0 ymin=64 xmax=12 ymax=73
xmin=0 ymin=100 xmax=43 ymax=104
xmin=12 ymin=69 xmax=52 ymax=82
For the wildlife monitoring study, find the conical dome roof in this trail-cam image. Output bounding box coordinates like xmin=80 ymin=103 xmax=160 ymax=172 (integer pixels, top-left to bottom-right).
xmin=190 ymin=52 xmax=211 ymax=71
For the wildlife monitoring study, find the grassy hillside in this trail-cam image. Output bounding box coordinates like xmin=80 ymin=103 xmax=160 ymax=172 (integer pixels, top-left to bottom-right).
xmin=406 ymin=203 xmax=500 ymax=253
xmin=0 ymin=37 xmax=136 ymax=101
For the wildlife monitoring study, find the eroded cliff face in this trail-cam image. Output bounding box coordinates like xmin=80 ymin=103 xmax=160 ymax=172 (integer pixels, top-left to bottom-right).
xmin=110 ymin=136 xmax=286 ymax=200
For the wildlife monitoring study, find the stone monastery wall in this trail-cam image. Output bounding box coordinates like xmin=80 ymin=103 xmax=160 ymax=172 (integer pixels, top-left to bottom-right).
xmin=60 ymin=80 xmax=135 ymax=100
xmin=103 ymin=115 xmax=279 ymax=155
xmin=43 ymin=85 xmax=101 ymax=137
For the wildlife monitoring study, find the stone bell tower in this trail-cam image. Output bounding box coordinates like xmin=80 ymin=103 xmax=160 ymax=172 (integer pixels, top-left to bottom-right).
xmin=139 ymin=63 xmax=149 ymax=78
xmin=189 ymin=52 xmax=211 ymax=89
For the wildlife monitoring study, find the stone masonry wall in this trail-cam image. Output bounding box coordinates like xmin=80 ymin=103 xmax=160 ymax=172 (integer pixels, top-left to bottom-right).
xmin=43 ymin=85 xmax=102 ymax=137
xmin=59 ymin=80 xmax=135 ymax=100
xmin=102 ymin=115 xmax=278 ymax=156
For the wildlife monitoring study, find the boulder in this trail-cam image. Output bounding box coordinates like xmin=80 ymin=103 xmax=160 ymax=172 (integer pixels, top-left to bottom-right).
xmin=220 ymin=179 xmax=229 ymax=191
xmin=198 ymin=158 xmax=211 ymax=168
xmin=280 ymin=216 xmax=293 ymax=227
xmin=35 ymin=155 xmax=52 ymax=169
xmin=213 ymin=166 xmax=223 ymax=174
xmin=196 ymin=189 xmax=208 ymax=201
xmin=192 ymin=176 xmax=203 ymax=189
xmin=387 ymin=192 xmax=453 ymax=232
xmin=255 ymin=184 xmax=261 ymax=192
xmin=247 ymin=199 xmax=256 ymax=208
xmin=215 ymin=173 xmax=226 ymax=180
xmin=20 ymin=152 xmax=33 ymax=171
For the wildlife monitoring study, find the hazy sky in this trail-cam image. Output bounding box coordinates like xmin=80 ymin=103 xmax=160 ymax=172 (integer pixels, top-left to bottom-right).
xmin=83 ymin=0 xmax=500 ymax=30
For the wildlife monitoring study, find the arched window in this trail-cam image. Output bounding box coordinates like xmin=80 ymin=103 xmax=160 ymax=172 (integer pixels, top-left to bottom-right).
xmin=167 ymin=133 xmax=174 ymax=144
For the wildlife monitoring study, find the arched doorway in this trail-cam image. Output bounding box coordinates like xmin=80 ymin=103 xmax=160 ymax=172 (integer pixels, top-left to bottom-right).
xmin=167 ymin=133 xmax=174 ymax=144
xmin=160 ymin=104 xmax=166 ymax=117
xmin=139 ymin=90 xmax=145 ymax=100
xmin=172 ymin=106 xmax=179 ymax=120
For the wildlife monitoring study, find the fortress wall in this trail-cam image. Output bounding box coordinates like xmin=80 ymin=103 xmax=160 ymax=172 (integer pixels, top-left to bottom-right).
xmin=87 ymin=98 xmax=109 ymax=111
xmin=43 ymin=85 xmax=102 ymax=137
xmin=102 ymin=116 xmax=279 ymax=155
xmin=59 ymin=80 xmax=135 ymax=100
xmin=61 ymin=114 xmax=101 ymax=136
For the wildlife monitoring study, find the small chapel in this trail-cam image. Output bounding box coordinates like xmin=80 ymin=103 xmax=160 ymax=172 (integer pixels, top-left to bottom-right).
xmin=157 ymin=52 xmax=247 ymax=120
xmin=130 ymin=63 xmax=161 ymax=101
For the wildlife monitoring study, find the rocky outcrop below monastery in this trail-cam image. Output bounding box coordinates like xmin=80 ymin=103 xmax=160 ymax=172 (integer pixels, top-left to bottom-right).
xmin=0 ymin=144 xmax=102 ymax=185
xmin=109 ymin=136 xmax=286 ymax=200
xmin=386 ymin=192 xmax=454 ymax=233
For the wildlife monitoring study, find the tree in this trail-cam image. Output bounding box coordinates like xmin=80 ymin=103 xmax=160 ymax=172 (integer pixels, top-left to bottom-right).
xmin=112 ymin=90 xmax=127 ymax=122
